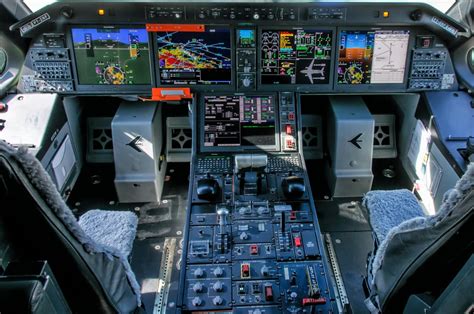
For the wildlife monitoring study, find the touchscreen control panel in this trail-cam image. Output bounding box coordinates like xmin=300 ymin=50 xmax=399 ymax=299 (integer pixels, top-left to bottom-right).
xmin=203 ymin=95 xmax=277 ymax=149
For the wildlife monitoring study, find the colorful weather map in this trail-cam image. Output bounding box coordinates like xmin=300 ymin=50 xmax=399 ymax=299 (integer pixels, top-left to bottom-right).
xmin=71 ymin=27 xmax=151 ymax=85
xmin=156 ymin=28 xmax=232 ymax=85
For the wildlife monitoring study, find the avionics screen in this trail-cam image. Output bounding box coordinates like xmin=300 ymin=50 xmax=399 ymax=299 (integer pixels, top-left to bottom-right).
xmin=203 ymin=95 xmax=277 ymax=148
xmin=261 ymin=29 xmax=333 ymax=85
xmin=156 ymin=27 xmax=232 ymax=85
xmin=337 ymin=30 xmax=410 ymax=84
xmin=71 ymin=27 xmax=151 ymax=85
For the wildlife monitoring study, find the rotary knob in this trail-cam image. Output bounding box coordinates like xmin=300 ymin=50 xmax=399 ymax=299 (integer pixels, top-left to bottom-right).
xmin=240 ymin=232 xmax=249 ymax=240
xmin=253 ymin=13 xmax=260 ymax=20
xmin=239 ymin=206 xmax=251 ymax=215
xmin=242 ymin=77 xmax=251 ymax=87
xmin=213 ymin=295 xmax=223 ymax=305
xmin=194 ymin=268 xmax=204 ymax=278
xmin=192 ymin=297 xmax=202 ymax=307
xmin=213 ymin=281 xmax=224 ymax=292
xmin=192 ymin=282 xmax=203 ymax=293
xmin=213 ymin=267 xmax=224 ymax=277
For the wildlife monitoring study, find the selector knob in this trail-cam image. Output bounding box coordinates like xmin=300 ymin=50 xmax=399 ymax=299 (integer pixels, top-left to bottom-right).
xmin=213 ymin=295 xmax=223 ymax=305
xmin=213 ymin=267 xmax=224 ymax=277
xmin=253 ymin=13 xmax=260 ymax=20
xmin=192 ymin=297 xmax=202 ymax=307
xmin=253 ymin=310 xmax=262 ymax=314
xmin=242 ymin=77 xmax=251 ymax=87
xmin=213 ymin=281 xmax=224 ymax=292
xmin=240 ymin=232 xmax=249 ymax=240
xmin=192 ymin=282 xmax=203 ymax=293
xmin=194 ymin=268 xmax=204 ymax=278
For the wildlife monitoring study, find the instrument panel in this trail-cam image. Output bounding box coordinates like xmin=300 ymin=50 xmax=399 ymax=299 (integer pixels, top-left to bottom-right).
xmin=16 ymin=2 xmax=463 ymax=94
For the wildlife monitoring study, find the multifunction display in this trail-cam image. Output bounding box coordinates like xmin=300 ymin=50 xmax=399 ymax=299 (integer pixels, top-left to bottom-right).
xmin=203 ymin=95 xmax=277 ymax=148
xmin=337 ymin=30 xmax=410 ymax=84
xmin=156 ymin=27 xmax=232 ymax=85
xmin=261 ymin=29 xmax=333 ymax=85
xmin=71 ymin=27 xmax=151 ymax=85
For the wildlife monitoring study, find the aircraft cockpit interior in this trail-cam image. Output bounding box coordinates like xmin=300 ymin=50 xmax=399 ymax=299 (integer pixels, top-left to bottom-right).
xmin=0 ymin=0 xmax=473 ymax=313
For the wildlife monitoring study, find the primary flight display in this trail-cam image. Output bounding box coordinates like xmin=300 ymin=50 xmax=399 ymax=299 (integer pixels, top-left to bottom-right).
xmin=156 ymin=27 xmax=232 ymax=85
xmin=260 ymin=29 xmax=333 ymax=85
xmin=337 ymin=30 xmax=410 ymax=84
xmin=71 ymin=26 xmax=151 ymax=85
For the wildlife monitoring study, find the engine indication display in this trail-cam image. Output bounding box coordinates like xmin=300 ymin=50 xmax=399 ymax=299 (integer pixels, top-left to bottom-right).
xmin=71 ymin=27 xmax=151 ymax=85
xmin=337 ymin=30 xmax=410 ymax=84
xmin=261 ymin=29 xmax=333 ymax=85
xmin=156 ymin=27 xmax=232 ymax=85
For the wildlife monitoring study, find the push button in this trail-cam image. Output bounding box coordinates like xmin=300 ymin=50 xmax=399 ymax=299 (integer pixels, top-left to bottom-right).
xmin=264 ymin=285 xmax=273 ymax=301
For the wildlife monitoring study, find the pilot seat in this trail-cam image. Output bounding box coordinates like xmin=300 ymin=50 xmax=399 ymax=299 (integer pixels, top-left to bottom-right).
xmin=0 ymin=141 xmax=141 ymax=312
xmin=362 ymin=163 xmax=473 ymax=313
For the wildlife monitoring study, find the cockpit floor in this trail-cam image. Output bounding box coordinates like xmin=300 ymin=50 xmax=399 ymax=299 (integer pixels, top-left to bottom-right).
xmin=68 ymin=163 xmax=189 ymax=313
xmin=311 ymin=158 xmax=412 ymax=314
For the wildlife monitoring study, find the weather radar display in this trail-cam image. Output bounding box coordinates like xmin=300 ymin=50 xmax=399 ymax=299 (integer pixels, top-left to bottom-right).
xmin=260 ymin=29 xmax=333 ymax=85
xmin=71 ymin=27 xmax=151 ymax=85
xmin=338 ymin=30 xmax=409 ymax=84
xmin=156 ymin=27 xmax=232 ymax=85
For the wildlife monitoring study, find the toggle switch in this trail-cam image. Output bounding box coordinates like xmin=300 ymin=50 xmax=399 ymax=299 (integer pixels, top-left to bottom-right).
xmin=241 ymin=263 xmax=251 ymax=278
xmin=264 ymin=285 xmax=273 ymax=301
xmin=294 ymin=236 xmax=302 ymax=247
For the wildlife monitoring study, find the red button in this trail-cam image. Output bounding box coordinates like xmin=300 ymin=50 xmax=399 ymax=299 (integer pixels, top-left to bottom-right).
xmin=265 ymin=285 xmax=273 ymax=301
xmin=241 ymin=263 xmax=250 ymax=278
xmin=288 ymin=112 xmax=295 ymax=120
xmin=286 ymin=139 xmax=294 ymax=148
xmin=250 ymin=244 xmax=258 ymax=255
xmin=289 ymin=211 xmax=297 ymax=220
xmin=286 ymin=124 xmax=292 ymax=135
xmin=294 ymin=236 xmax=302 ymax=247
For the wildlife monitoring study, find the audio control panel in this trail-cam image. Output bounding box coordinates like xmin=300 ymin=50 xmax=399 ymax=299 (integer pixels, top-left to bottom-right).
xmin=408 ymin=35 xmax=457 ymax=90
xmin=20 ymin=34 xmax=74 ymax=93
xmin=181 ymin=152 xmax=337 ymax=313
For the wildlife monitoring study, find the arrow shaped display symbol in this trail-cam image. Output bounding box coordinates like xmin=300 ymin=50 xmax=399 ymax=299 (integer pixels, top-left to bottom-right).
xmin=126 ymin=136 xmax=143 ymax=152
xmin=348 ymin=133 xmax=363 ymax=149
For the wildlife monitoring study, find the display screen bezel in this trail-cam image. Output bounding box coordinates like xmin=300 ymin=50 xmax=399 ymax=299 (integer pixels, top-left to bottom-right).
xmin=199 ymin=93 xmax=280 ymax=153
xmin=334 ymin=26 xmax=413 ymax=92
xmin=257 ymin=26 xmax=336 ymax=92
xmin=68 ymin=24 xmax=155 ymax=93
xmin=154 ymin=25 xmax=235 ymax=91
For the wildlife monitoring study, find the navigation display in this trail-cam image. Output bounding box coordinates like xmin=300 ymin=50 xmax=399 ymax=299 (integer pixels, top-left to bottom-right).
xmin=337 ymin=30 xmax=410 ymax=84
xmin=71 ymin=27 xmax=151 ymax=85
xmin=261 ymin=29 xmax=333 ymax=85
xmin=203 ymin=95 xmax=277 ymax=148
xmin=156 ymin=27 xmax=232 ymax=85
